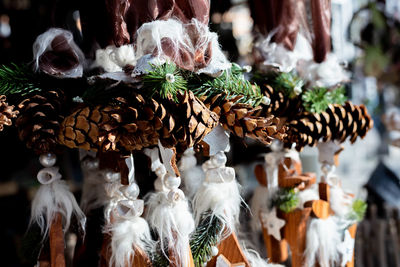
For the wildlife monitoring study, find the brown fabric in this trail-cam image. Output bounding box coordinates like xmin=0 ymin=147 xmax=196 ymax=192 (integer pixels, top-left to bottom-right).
xmin=311 ymin=0 xmax=331 ymax=63
xmin=81 ymin=0 xmax=210 ymax=47
xmin=38 ymin=35 xmax=80 ymax=76
xmin=249 ymin=0 xmax=300 ymax=51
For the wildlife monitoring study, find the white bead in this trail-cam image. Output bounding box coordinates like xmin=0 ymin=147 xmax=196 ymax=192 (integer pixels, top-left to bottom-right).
xmin=211 ymin=246 xmax=219 ymax=256
xmin=120 ymin=183 xmax=140 ymax=200
xmin=261 ymin=96 xmax=271 ymax=105
xmin=155 ymin=165 xmax=167 ymax=178
xmin=164 ymin=176 xmax=181 ymax=189
xmin=243 ymin=65 xmax=252 ymax=73
xmin=39 ymin=153 xmax=57 ymax=167
xmin=104 ymin=171 xmax=120 ymax=182
xmin=166 ymin=73 xmax=175 ymax=83
xmin=210 ymin=151 xmax=226 ymax=167
xmin=294 ymin=86 xmax=302 ymax=95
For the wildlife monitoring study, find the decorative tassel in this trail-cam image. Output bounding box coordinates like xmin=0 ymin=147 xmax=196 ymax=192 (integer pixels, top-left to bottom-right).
xmin=30 ymin=153 xmax=86 ymax=239
xmin=193 ymin=151 xmax=242 ymax=233
xmin=103 ymin=154 xmax=153 ymax=267
xmin=144 ymin=142 xmax=195 ymax=266
xmin=178 ymin=148 xmax=204 ymax=199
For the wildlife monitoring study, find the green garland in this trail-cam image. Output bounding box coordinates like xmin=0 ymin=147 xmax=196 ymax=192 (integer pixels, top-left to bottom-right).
xmin=302 ymin=86 xmax=347 ymax=113
xmin=347 ymin=199 xmax=367 ymax=222
xmin=190 ymin=213 xmax=224 ymax=267
xmin=270 ymin=188 xmax=299 ymax=213
xmin=273 ymin=72 xmax=304 ymax=99
xmin=187 ymin=63 xmax=263 ymax=106
xmin=0 ymin=63 xmax=42 ymax=96
xmin=142 ymin=63 xmax=187 ymax=102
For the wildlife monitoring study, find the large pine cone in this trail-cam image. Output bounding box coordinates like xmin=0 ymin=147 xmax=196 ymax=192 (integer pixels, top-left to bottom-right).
xmin=0 ymin=95 xmax=18 ymax=131
xmin=58 ymin=91 xmax=219 ymax=153
xmin=286 ymin=101 xmax=373 ymax=151
xmin=202 ymin=93 xmax=286 ymax=144
xmin=257 ymin=84 xmax=303 ymax=119
xmin=16 ymin=90 xmax=65 ymax=154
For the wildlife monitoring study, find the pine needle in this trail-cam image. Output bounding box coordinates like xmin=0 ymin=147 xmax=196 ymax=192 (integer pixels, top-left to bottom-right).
xmin=142 ymin=63 xmax=187 ymax=102
xmin=0 ymin=63 xmax=42 ymax=96
xmin=273 ymin=72 xmax=304 ymax=99
xmin=186 ymin=63 xmax=263 ymax=106
xmin=270 ymin=188 xmax=299 ymax=213
xmin=190 ymin=212 xmax=224 ymax=267
xmin=302 ymin=86 xmax=347 ymax=113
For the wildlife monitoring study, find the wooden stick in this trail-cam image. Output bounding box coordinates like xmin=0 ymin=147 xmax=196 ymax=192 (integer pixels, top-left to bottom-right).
xmin=50 ymin=213 xmax=66 ymax=267
xmin=261 ymin=224 xmax=288 ymax=262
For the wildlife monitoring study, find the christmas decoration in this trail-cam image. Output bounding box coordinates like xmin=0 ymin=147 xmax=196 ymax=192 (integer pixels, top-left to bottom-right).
xmin=0 ymin=94 xmax=18 ymax=131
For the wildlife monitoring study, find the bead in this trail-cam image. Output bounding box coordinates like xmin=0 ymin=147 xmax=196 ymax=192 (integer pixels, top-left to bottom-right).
xmin=166 ymin=73 xmax=175 ymax=83
xmin=155 ymin=165 xmax=167 ymax=178
xmin=39 ymin=153 xmax=57 ymax=167
xmin=261 ymin=96 xmax=271 ymax=105
xmin=164 ymin=175 xmax=181 ymax=189
xmin=211 ymin=246 xmax=219 ymax=256
xmin=81 ymin=158 xmax=99 ymax=170
xmin=210 ymin=151 xmax=226 ymax=167
xmin=104 ymin=171 xmax=120 ymax=183
xmin=243 ymin=65 xmax=252 ymax=73
xmin=120 ymin=183 xmax=140 ymax=200
xmin=168 ymin=189 xmax=184 ymax=203
xmin=294 ymin=85 xmax=302 ymax=95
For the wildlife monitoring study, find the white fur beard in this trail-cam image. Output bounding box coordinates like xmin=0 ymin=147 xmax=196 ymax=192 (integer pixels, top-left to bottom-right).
xmin=245 ymin=249 xmax=284 ymax=267
xmin=104 ymin=216 xmax=152 ymax=267
xmin=80 ymin=170 xmax=108 ymax=214
xmin=193 ymin=180 xmax=241 ymax=232
xmin=249 ymin=186 xmax=271 ymax=232
xmin=30 ymin=180 xmax=86 ymax=238
xmin=305 ymin=217 xmax=341 ymax=267
xmin=329 ymin=186 xmax=352 ymax=219
xmin=180 ymin=166 xmax=204 ymax=200
xmin=145 ymin=191 xmax=195 ymax=266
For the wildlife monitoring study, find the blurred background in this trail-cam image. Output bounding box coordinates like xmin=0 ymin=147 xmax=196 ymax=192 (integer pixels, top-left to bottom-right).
xmin=0 ymin=0 xmax=399 ymax=266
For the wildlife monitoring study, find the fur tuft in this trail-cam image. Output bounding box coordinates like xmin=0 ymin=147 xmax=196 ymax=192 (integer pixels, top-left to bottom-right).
xmin=193 ymin=179 xmax=242 ymax=232
xmin=304 ymin=217 xmax=341 ymax=267
xmin=145 ymin=191 xmax=194 ymax=266
xmin=104 ymin=216 xmax=152 ymax=267
xmin=30 ymin=180 xmax=86 ymax=238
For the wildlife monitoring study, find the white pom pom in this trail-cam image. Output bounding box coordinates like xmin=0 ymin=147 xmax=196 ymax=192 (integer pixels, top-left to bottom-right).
xmin=261 ymin=96 xmax=271 ymax=105
xmin=166 ymin=73 xmax=175 ymax=83
xmin=211 ymin=246 xmax=219 ymax=256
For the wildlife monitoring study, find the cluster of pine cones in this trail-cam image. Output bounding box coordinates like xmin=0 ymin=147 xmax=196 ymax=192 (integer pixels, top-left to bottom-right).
xmin=0 ymin=81 xmax=373 ymax=155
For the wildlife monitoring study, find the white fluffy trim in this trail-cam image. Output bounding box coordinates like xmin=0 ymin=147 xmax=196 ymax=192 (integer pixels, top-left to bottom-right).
xmin=193 ymin=179 xmax=241 ymax=232
xmin=94 ymin=44 xmax=136 ymax=72
xmin=245 ymin=249 xmax=284 ymax=267
xmin=30 ymin=180 xmax=86 ymax=238
xmin=104 ymin=216 xmax=152 ymax=267
xmin=145 ymin=191 xmax=195 ymax=266
xmin=305 ymin=217 xmax=341 ymax=267
xmin=249 ymin=186 xmax=271 ymax=231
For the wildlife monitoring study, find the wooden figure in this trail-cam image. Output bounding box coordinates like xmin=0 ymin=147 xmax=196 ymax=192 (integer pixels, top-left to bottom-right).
xmin=207 ymin=232 xmax=251 ymax=267
xmin=278 ymin=157 xmax=316 ymax=190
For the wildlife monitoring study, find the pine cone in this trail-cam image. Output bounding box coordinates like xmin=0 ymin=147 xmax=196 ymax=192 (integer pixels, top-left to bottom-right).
xmin=58 ymin=91 xmax=219 ymax=153
xmin=16 ymin=90 xmax=65 ymax=154
xmin=202 ymin=93 xmax=286 ymax=145
xmin=257 ymin=84 xmax=303 ymax=119
xmin=286 ymin=101 xmax=373 ymax=151
xmin=0 ymin=95 xmax=18 ymax=131
xmin=58 ymin=105 xmax=106 ymax=151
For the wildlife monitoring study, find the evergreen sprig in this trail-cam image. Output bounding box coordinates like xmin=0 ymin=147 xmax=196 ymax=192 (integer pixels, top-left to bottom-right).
xmin=270 ymin=188 xmax=299 ymax=213
xmin=187 ymin=63 xmax=263 ymax=106
xmin=302 ymin=86 xmax=347 ymax=113
xmin=190 ymin=213 xmax=224 ymax=267
xmin=0 ymin=63 xmax=42 ymax=96
xmin=148 ymin=242 xmax=170 ymax=267
xmin=348 ymin=199 xmax=367 ymax=222
xmin=142 ymin=63 xmax=187 ymax=102
xmin=273 ymin=72 xmax=304 ymax=99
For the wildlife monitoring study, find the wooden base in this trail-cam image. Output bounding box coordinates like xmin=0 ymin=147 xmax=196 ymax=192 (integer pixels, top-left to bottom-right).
xmin=261 ymin=224 xmax=288 ymax=262
xmin=207 ymin=232 xmax=250 ymax=267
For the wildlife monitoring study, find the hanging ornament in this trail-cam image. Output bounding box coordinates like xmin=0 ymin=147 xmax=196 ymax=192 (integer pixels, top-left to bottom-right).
xmin=30 ymin=153 xmax=86 ymax=239
xmin=144 ymin=141 xmax=195 ymax=267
